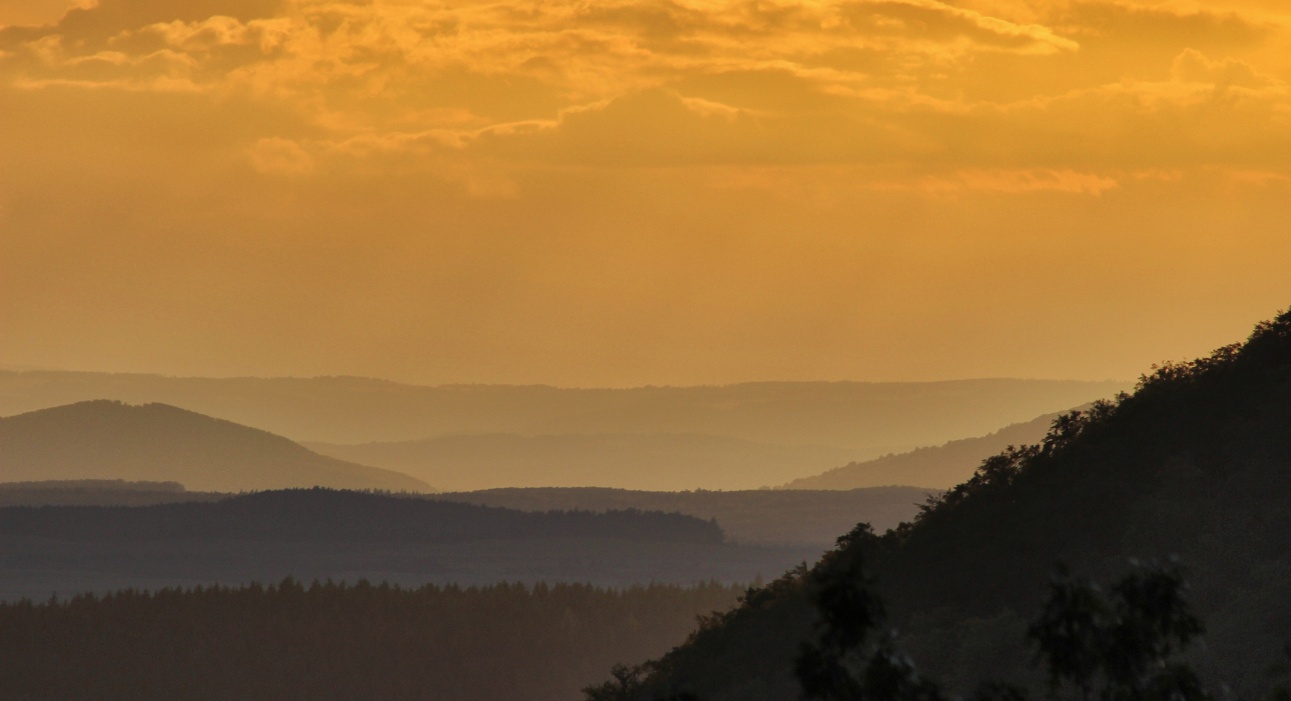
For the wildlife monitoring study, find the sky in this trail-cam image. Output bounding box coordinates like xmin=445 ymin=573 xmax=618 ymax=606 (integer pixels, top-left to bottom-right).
xmin=2 ymin=0 xmax=1289 ymax=387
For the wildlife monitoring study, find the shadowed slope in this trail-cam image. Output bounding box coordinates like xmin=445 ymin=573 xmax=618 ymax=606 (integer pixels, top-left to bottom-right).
xmin=0 ymin=401 xmax=430 ymax=492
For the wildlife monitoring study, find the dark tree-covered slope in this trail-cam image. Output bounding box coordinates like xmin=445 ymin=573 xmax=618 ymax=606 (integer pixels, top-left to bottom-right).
xmin=598 ymin=309 xmax=1291 ymax=701
xmin=0 ymin=400 xmax=429 ymax=492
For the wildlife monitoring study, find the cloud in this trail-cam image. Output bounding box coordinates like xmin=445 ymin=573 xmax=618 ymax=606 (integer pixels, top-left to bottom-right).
xmin=1171 ymin=48 xmax=1264 ymax=87
xmin=1057 ymin=2 xmax=1268 ymax=49
xmin=1 ymin=0 xmax=1289 ymax=177
xmin=912 ymin=168 xmax=1120 ymax=194
xmin=6 ymin=0 xmax=1291 ymax=389
xmin=248 ymin=135 xmax=313 ymax=174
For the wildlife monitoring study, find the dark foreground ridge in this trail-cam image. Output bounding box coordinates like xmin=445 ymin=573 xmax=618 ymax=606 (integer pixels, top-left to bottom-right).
xmin=588 ymin=307 xmax=1291 ymax=700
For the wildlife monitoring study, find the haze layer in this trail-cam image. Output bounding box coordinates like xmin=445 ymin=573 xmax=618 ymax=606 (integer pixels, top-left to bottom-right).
xmin=3 ymin=0 xmax=1290 ymax=385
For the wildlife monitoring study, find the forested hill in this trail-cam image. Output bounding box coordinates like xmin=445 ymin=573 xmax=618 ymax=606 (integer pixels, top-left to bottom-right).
xmin=598 ymin=308 xmax=1291 ymax=701
xmin=0 ymin=488 xmax=724 ymax=545
xmin=0 ymin=400 xmax=429 ymax=492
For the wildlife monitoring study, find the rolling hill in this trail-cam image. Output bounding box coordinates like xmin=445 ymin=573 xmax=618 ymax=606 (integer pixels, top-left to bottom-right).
xmin=589 ymin=308 xmax=1291 ymax=700
xmin=782 ymin=409 xmax=1067 ymax=490
xmin=0 ymin=400 xmax=430 ymax=492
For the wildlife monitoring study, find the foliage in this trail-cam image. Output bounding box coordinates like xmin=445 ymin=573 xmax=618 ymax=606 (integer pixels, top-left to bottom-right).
xmin=1028 ymin=561 xmax=1206 ymax=701
xmin=792 ymin=558 xmax=1210 ymax=701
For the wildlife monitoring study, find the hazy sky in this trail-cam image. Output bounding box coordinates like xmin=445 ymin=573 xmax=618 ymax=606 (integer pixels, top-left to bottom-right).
xmin=2 ymin=0 xmax=1289 ymax=386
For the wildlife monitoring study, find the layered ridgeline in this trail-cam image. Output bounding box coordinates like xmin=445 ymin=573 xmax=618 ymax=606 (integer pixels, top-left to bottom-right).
xmin=0 ymin=488 xmax=723 ymax=544
xmin=307 ymin=433 xmax=858 ymax=492
xmin=592 ymin=309 xmax=1291 ymax=701
xmin=0 ymin=481 xmax=928 ymax=548
xmin=0 ymin=401 xmax=429 ymax=492
xmin=432 ymin=487 xmax=932 ymax=547
xmin=0 ymin=579 xmax=742 ymax=701
xmin=782 ymin=410 xmax=1065 ymax=490
xmin=0 ymin=489 xmax=819 ymax=600
xmin=0 ymin=373 xmax=1124 ymax=490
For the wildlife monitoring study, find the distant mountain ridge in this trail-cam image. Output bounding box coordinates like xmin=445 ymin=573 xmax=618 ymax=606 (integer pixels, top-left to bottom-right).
xmin=782 ymin=410 xmax=1069 ymax=490
xmin=0 ymin=400 xmax=429 ymax=492
xmin=0 ymin=371 xmax=1128 ymax=452
xmin=306 ymin=433 xmax=857 ymax=492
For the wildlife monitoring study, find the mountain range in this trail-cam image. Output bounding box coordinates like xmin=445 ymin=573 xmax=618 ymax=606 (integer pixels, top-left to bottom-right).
xmin=306 ymin=433 xmax=858 ymax=492
xmin=0 ymin=371 xmax=1125 ymax=455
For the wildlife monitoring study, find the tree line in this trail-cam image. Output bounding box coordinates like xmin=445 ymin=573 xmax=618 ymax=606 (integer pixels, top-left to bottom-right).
xmin=0 ymin=578 xmax=742 ymax=701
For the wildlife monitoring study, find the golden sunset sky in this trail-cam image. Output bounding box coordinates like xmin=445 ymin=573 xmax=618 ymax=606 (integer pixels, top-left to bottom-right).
xmin=2 ymin=0 xmax=1289 ymax=386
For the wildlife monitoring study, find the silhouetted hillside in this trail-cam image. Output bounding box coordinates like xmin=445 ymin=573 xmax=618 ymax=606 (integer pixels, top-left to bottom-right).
xmin=307 ymin=433 xmax=857 ymax=491
xmin=591 ymin=308 xmax=1291 ymax=701
xmin=0 ymin=372 xmax=1126 ymax=454
xmin=0 ymin=401 xmax=429 ymax=492
xmin=782 ymin=410 xmax=1067 ymax=490
xmin=0 ymin=579 xmax=743 ymax=701
xmin=433 ymin=487 xmax=933 ymax=546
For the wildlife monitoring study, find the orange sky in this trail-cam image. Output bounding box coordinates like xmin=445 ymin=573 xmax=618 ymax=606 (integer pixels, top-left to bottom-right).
xmin=2 ymin=0 xmax=1290 ymax=386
